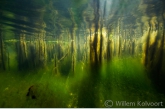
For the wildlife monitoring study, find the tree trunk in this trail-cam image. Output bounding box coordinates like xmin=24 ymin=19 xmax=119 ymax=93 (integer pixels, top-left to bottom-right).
xmin=0 ymin=32 xmax=6 ymax=70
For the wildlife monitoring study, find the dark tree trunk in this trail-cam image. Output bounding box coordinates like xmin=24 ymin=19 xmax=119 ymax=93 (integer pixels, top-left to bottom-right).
xmin=144 ymin=28 xmax=151 ymax=67
xmin=0 ymin=32 xmax=6 ymax=70
xmin=92 ymin=0 xmax=100 ymax=65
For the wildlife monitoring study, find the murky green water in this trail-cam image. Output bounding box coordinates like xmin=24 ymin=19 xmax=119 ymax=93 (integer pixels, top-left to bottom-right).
xmin=0 ymin=0 xmax=165 ymax=108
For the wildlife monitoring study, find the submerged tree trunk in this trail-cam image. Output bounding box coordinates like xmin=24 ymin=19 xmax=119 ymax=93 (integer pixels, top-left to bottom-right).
xmin=90 ymin=0 xmax=100 ymax=65
xmin=54 ymin=54 xmax=58 ymax=74
xmin=78 ymin=0 xmax=101 ymax=108
xmin=17 ymin=33 xmax=27 ymax=70
xmin=118 ymin=19 xmax=121 ymax=56
xmin=77 ymin=31 xmax=81 ymax=61
xmin=70 ymin=28 xmax=76 ymax=75
xmin=0 ymin=32 xmax=6 ymax=70
xmin=107 ymin=39 xmax=113 ymax=61
xmin=144 ymin=27 xmax=151 ymax=67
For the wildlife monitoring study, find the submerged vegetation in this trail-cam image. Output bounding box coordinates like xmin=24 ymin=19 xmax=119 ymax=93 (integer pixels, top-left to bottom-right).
xmin=0 ymin=0 xmax=165 ymax=108
xmin=0 ymin=57 xmax=164 ymax=108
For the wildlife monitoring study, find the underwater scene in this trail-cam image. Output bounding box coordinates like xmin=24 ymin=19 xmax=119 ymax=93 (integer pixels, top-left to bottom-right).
xmin=0 ymin=0 xmax=165 ymax=108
